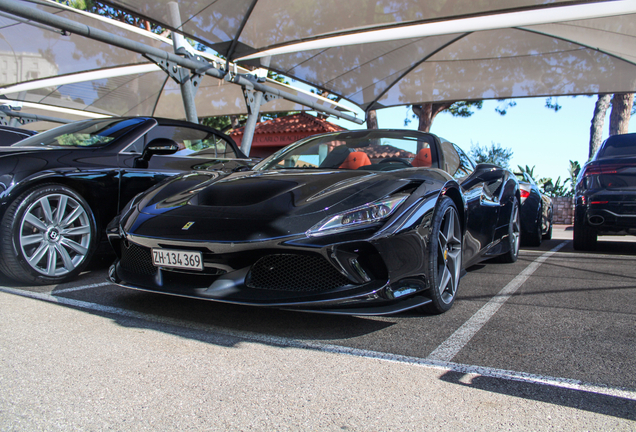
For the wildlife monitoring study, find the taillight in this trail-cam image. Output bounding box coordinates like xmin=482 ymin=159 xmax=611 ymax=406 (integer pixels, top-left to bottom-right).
xmin=520 ymin=189 xmax=530 ymax=199
xmin=583 ymin=162 xmax=636 ymax=176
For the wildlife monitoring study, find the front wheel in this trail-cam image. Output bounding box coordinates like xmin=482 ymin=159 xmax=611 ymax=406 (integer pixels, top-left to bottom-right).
xmin=0 ymin=184 xmax=97 ymax=285
xmin=425 ymin=197 xmax=463 ymax=314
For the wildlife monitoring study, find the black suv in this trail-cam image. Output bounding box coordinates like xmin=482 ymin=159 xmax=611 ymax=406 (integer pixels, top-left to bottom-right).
xmin=574 ymin=133 xmax=636 ymax=250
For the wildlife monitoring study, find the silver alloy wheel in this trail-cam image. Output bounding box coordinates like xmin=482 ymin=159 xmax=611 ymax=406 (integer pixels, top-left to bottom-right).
xmin=437 ymin=206 xmax=462 ymax=304
xmin=19 ymin=193 xmax=92 ymax=277
xmin=511 ymin=203 xmax=521 ymax=257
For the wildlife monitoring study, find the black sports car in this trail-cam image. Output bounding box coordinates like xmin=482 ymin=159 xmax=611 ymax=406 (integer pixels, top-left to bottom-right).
xmin=515 ymin=171 xmax=553 ymax=246
xmin=574 ymin=132 xmax=636 ymax=250
xmin=107 ymin=129 xmax=520 ymax=315
xmin=0 ymin=117 xmax=251 ymax=285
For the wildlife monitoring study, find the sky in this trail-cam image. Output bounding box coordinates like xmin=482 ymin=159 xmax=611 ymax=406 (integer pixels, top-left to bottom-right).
xmin=325 ymin=96 xmax=635 ymax=184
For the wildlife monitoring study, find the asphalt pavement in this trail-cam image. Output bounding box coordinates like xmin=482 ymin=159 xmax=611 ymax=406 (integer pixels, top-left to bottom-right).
xmin=1 ymin=226 xmax=635 ymax=431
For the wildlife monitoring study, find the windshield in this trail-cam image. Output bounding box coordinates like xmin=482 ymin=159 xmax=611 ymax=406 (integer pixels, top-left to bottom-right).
xmin=255 ymin=130 xmax=437 ymax=171
xmin=13 ymin=118 xmax=146 ymax=148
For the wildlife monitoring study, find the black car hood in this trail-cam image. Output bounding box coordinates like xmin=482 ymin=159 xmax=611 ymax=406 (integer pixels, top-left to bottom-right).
xmin=129 ymin=169 xmax=441 ymax=241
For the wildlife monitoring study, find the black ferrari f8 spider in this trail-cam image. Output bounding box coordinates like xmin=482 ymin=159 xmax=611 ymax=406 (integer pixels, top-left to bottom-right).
xmin=108 ymin=129 xmax=520 ymax=315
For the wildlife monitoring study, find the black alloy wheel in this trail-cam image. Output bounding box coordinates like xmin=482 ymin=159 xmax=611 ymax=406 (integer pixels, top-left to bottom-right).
xmin=0 ymin=184 xmax=97 ymax=285
xmin=424 ymin=196 xmax=463 ymax=314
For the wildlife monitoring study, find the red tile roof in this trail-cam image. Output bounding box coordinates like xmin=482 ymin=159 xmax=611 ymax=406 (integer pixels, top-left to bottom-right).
xmin=230 ymin=112 xmax=346 ymax=135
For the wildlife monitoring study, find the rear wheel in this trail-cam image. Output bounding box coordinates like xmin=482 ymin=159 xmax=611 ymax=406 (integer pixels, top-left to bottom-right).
xmin=424 ymin=197 xmax=463 ymax=314
xmin=573 ymin=213 xmax=597 ymax=251
xmin=524 ymin=207 xmax=543 ymax=247
xmin=542 ymin=216 xmax=553 ymax=240
xmin=496 ymin=199 xmax=520 ymax=263
xmin=0 ymin=184 xmax=97 ymax=285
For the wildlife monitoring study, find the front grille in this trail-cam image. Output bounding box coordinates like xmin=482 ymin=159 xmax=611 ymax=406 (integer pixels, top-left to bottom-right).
xmin=247 ymin=254 xmax=352 ymax=292
xmin=120 ymin=243 xmax=157 ymax=276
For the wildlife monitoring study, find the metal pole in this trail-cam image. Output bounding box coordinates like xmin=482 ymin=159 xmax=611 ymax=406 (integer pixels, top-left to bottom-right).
xmin=0 ymin=0 xmax=363 ymax=125
xmin=168 ymin=2 xmax=198 ymax=124
xmin=240 ymin=91 xmax=262 ymax=156
xmin=240 ymin=56 xmax=270 ymax=156
xmin=0 ymin=111 xmax=73 ymax=125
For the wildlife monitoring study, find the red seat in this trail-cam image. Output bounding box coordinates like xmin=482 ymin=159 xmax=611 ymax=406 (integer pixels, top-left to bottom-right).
xmin=412 ymin=148 xmax=432 ymax=167
xmin=339 ymin=152 xmax=371 ymax=169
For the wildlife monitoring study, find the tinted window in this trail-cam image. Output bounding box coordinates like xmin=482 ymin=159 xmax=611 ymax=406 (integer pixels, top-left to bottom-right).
xmin=13 ymin=118 xmax=145 ymax=148
xmin=598 ymin=133 xmax=636 ymax=158
xmin=144 ymin=126 xmax=237 ymax=158
xmin=0 ymin=129 xmax=31 ymax=145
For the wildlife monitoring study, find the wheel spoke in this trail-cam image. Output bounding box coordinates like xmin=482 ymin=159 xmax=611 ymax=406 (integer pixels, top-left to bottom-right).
xmin=55 ymin=195 xmax=68 ymax=225
xmin=438 ymin=265 xmax=452 ymax=296
xmin=60 ymin=238 xmax=87 ymax=256
xmin=443 ymin=210 xmax=454 ymax=242
xmin=38 ymin=196 xmax=55 ymax=225
xmin=21 ymin=233 xmax=44 ymax=247
xmin=55 ymin=244 xmax=75 ymax=271
xmin=438 ymin=228 xmax=448 ymax=251
xmin=61 ymin=226 xmax=91 ymax=236
xmin=27 ymin=243 xmax=48 ymax=266
xmin=60 ymin=206 xmax=83 ymax=228
xmin=447 ymin=249 xmax=461 ymax=293
xmin=46 ymin=245 xmax=57 ymax=276
xmin=24 ymin=213 xmax=47 ymax=231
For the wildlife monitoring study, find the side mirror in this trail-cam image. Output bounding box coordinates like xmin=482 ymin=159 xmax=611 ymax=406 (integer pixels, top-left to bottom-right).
xmin=474 ymin=163 xmax=503 ymax=182
xmin=134 ymin=138 xmax=179 ymax=168
xmin=143 ymin=138 xmax=180 ymax=159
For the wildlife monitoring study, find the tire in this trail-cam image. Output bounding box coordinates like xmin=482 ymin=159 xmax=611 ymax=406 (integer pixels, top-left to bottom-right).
xmin=573 ymin=212 xmax=597 ymax=251
xmin=423 ymin=196 xmax=463 ymax=314
xmin=0 ymin=184 xmax=97 ymax=285
xmin=496 ymin=199 xmax=520 ymax=263
xmin=524 ymin=207 xmax=542 ymax=247
xmin=542 ymin=217 xmax=553 ymax=240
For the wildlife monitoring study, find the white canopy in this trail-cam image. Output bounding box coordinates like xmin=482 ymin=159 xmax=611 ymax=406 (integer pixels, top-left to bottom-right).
xmin=101 ymin=0 xmax=636 ymax=110
xmin=0 ymin=0 xmax=349 ymax=123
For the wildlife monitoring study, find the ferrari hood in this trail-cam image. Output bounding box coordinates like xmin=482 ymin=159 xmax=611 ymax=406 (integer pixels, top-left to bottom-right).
xmin=127 ymin=169 xmax=425 ymax=241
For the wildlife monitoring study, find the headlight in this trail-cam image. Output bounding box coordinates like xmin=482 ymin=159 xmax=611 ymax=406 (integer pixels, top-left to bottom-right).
xmin=307 ymin=194 xmax=409 ymax=236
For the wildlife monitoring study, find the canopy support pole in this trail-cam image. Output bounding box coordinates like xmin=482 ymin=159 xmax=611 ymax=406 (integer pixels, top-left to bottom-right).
xmin=168 ymin=2 xmax=198 ymax=124
xmin=0 ymin=109 xmax=73 ymax=126
xmin=0 ymin=0 xmax=363 ymax=126
xmin=240 ymin=57 xmax=276 ymax=156
xmin=241 ymin=89 xmax=262 ymax=156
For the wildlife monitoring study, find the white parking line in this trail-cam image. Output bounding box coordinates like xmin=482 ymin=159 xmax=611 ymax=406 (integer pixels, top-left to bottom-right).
xmin=1 ymin=279 xmax=634 ymax=402
xmin=427 ymin=241 xmax=568 ymax=362
xmin=51 ymin=281 xmax=112 ymax=295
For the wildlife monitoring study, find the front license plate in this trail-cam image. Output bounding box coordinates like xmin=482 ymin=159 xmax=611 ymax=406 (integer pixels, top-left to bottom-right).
xmin=152 ymin=248 xmax=203 ymax=271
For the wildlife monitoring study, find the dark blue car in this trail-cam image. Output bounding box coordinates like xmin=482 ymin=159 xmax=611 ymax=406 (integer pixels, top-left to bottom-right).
xmin=574 ymin=133 xmax=636 ymax=250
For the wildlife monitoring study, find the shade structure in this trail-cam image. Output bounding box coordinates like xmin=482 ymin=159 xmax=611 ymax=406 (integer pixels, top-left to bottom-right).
xmin=101 ymin=0 xmax=636 ymax=111
xmin=0 ymin=0 xmax=350 ymax=125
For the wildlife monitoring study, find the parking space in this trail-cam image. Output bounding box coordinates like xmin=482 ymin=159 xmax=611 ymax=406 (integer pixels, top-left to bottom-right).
xmin=1 ymin=225 xmax=635 ymax=427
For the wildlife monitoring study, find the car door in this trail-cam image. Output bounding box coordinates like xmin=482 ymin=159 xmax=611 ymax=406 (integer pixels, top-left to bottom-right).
xmin=439 ymin=139 xmax=500 ymax=263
